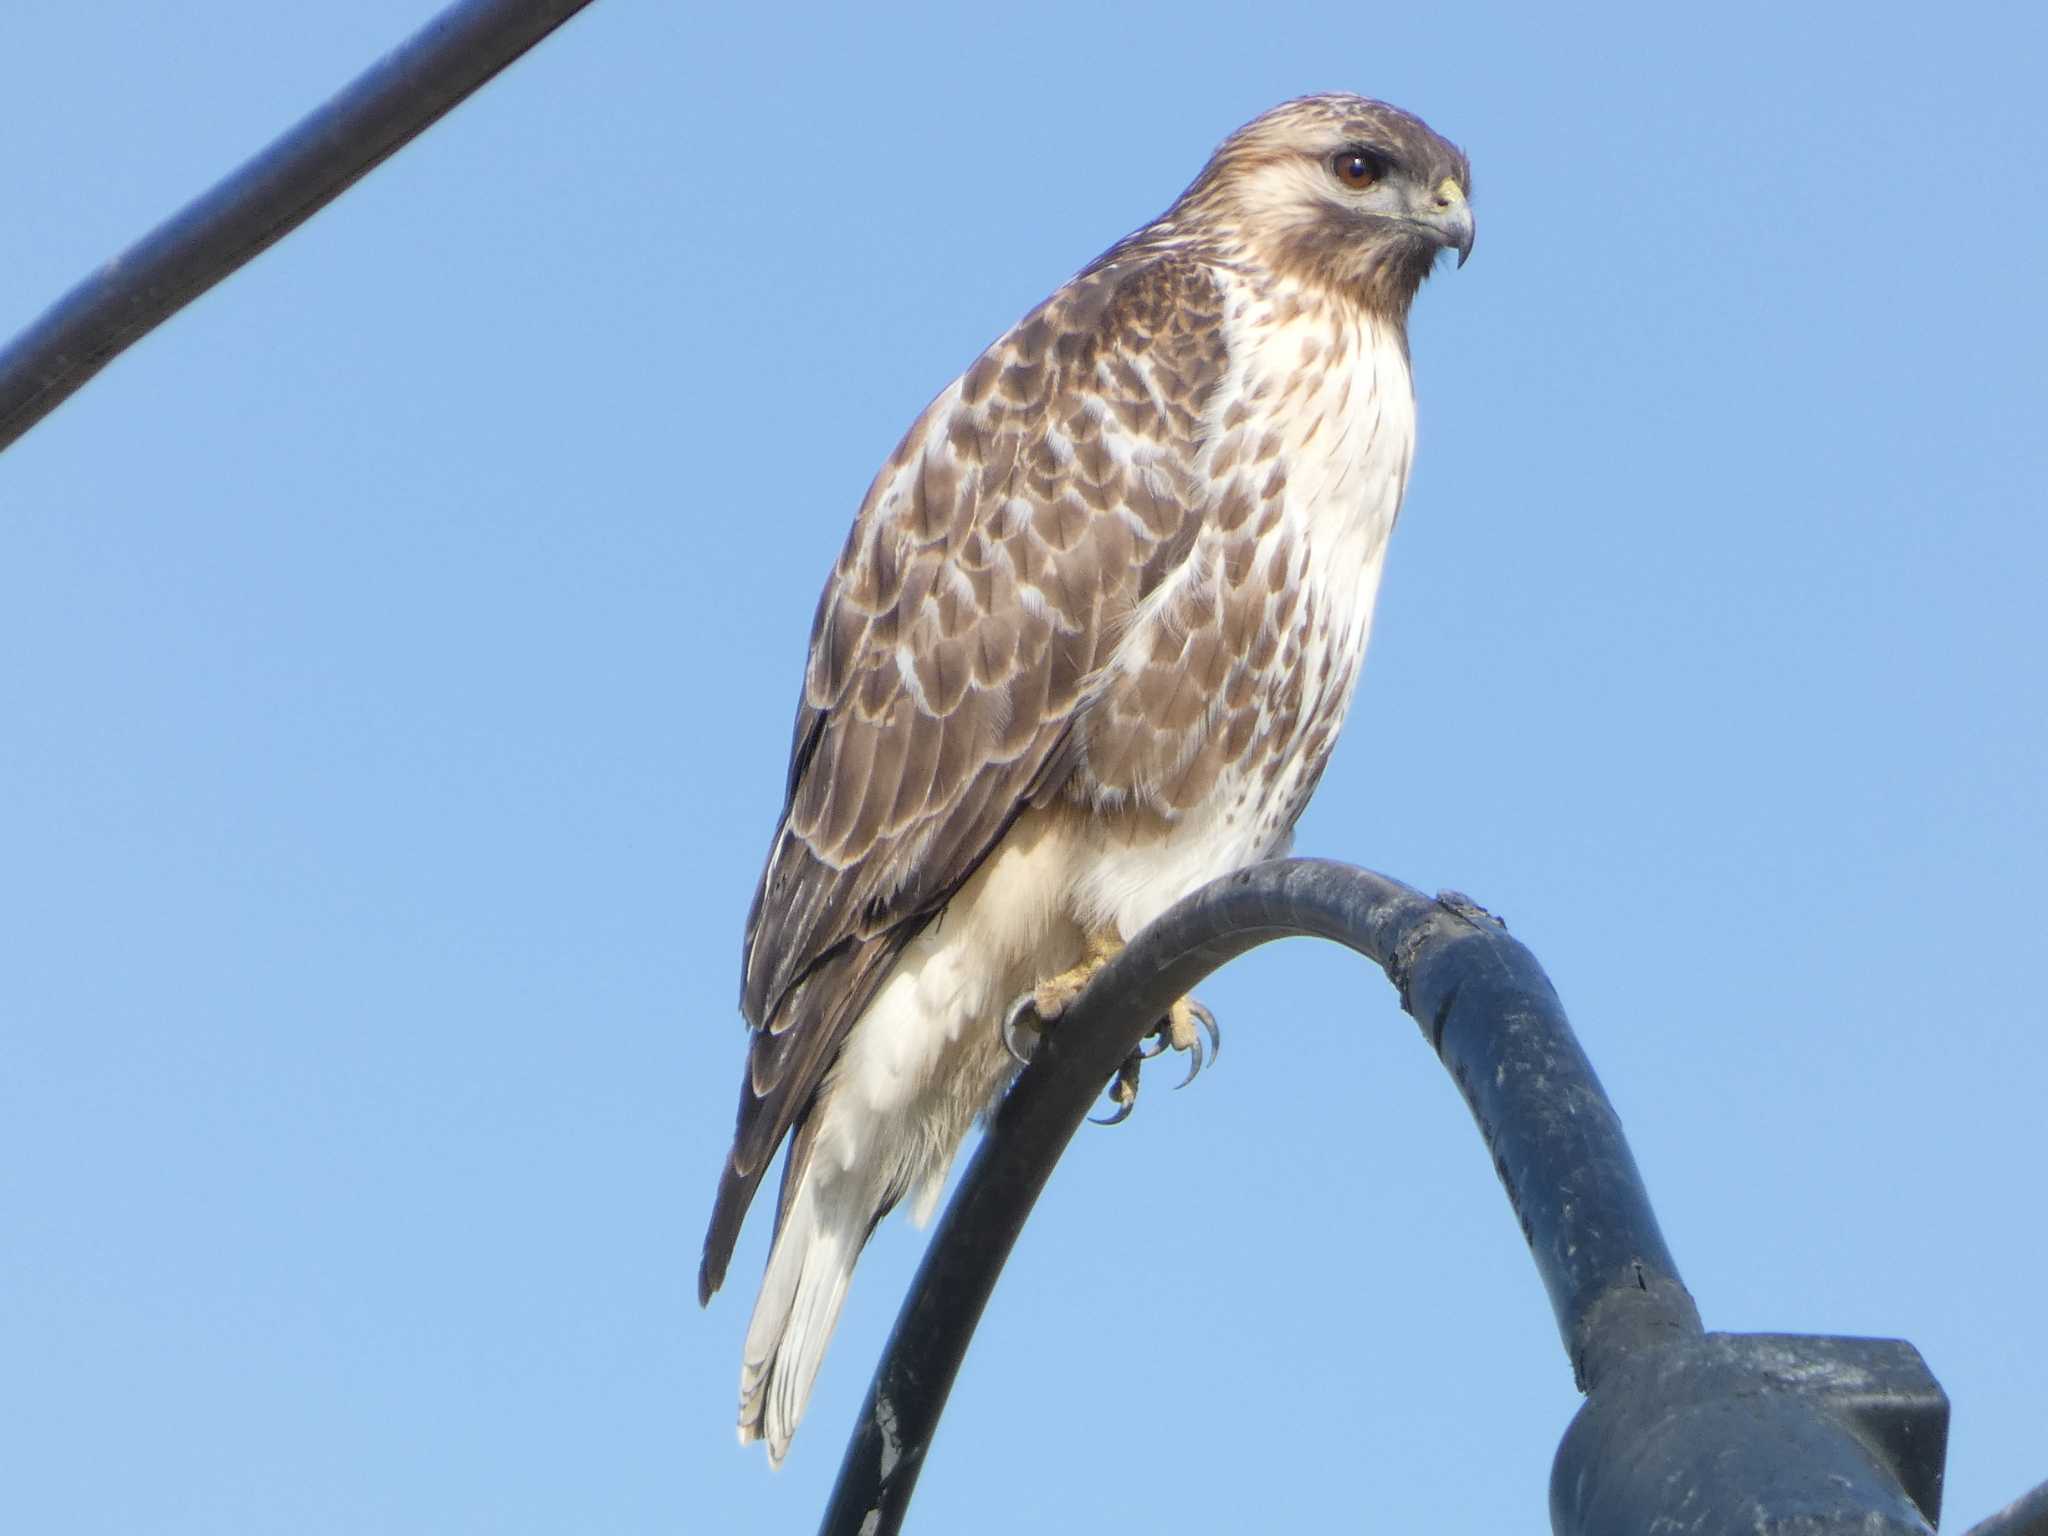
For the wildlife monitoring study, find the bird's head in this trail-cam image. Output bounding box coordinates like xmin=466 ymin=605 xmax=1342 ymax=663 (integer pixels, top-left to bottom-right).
xmin=1176 ymin=94 xmax=1473 ymax=314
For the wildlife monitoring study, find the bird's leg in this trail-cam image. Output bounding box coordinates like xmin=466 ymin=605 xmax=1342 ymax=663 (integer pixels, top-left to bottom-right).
xmin=1001 ymin=928 xmax=1221 ymax=1124
xmin=1001 ymin=929 xmax=1122 ymax=1065
xmin=1033 ymin=928 xmax=1125 ymax=1019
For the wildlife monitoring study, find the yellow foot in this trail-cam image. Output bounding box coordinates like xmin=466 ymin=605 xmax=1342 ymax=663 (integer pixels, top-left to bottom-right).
xmin=1000 ymin=930 xmax=1121 ymax=1064
xmin=1097 ymin=995 xmax=1219 ymax=1124
xmin=1001 ymin=932 xmax=1219 ymax=1126
xmin=1031 ymin=929 xmax=1123 ymax=1020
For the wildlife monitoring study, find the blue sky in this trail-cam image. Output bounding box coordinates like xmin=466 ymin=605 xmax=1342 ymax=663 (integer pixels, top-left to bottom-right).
xmin=3 ymin=2 xmax=2043 ymax=1531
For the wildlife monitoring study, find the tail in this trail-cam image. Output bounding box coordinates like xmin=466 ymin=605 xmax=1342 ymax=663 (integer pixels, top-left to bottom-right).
xmin=737 ymin=1165 xmax=873 ymax=1465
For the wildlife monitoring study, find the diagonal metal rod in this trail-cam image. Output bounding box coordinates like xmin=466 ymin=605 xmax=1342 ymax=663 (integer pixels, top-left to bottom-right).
xmin=1966 ymin=1479 xmax=2048 ymax=1536
xmin=0 ymin=0 xmax=599 ymax=455
xmin=818 ymin=857 xmax=1702 ymax=1536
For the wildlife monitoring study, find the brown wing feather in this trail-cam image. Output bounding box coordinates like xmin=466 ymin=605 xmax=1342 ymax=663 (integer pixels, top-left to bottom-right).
xmin=699 ymin=252 xmax=1230 ymax=1302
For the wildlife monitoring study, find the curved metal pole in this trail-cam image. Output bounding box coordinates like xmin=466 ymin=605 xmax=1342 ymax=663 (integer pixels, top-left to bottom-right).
xmin=0 ymin=0 xmax=599 ymax=454
xmin=818 ymin=857 xmax=1701 ymax=1535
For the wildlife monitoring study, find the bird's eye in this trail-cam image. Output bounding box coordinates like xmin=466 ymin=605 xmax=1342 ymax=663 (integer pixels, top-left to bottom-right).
xmin=1331 ymin=149 xmax=1384 ymax=190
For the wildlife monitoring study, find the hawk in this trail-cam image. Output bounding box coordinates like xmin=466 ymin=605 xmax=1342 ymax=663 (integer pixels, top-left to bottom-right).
xmin=701 ymin=94 xmax=1473 ymax=1463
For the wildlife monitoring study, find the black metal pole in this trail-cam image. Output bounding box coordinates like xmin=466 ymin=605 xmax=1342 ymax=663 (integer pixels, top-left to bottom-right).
xmin=817 ymin=858 xmax=1698 ymax=1534
xmin=1966 ymin=1478 xmax=2048 ymax=1536
xmin=0 ymin=0 xmax=599 ymax=455
xmin=819 ymin=857 xmax=1955 ymax=1536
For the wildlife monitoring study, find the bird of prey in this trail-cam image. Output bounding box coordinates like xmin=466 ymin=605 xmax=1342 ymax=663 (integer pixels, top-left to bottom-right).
xmin=701 ymin=93 xmax=1472 ymax=1463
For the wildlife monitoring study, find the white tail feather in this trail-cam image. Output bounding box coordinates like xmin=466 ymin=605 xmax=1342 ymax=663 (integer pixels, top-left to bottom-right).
xmin=737 ymin=1173 xmax=864 ymax=1466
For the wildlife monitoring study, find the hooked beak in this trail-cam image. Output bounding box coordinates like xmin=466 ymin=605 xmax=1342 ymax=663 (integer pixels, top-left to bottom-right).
xmin=1419 ymin=177 xmax=1474 ymax=267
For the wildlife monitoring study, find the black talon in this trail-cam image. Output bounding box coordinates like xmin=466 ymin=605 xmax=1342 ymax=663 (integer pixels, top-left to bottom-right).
xmin=1090 ymin=1056 xmax=1142 ymax=1126
xmin=1001 ymin=995 xmax=1041 ymax=1067
xmin=1086 ymin=999 xmax=1222 ymax=1120
xmin=1089 ymin=1097 xmax=1135 ymax=1127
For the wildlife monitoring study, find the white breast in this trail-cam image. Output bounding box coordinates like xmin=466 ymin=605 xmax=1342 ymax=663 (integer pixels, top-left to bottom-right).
xmin=1067 ymin=277 xmax=1419 ymax=939
xmin=1210 ymin=275 xmax=1415 ymax=803
xmin=1227 ymin=274 xmax=1416 ymax=650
